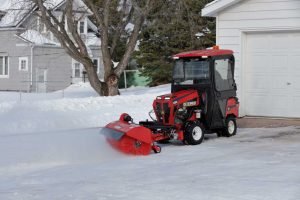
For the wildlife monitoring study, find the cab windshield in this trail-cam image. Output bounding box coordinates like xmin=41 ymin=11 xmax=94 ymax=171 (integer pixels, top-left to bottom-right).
xmin=173 ymin=58 xmax=210 ymax=85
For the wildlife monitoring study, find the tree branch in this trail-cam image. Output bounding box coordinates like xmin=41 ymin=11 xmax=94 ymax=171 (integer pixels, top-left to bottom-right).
xmin=83 ymin=0 xmax=104 ymax=29
xmin=114 ymin=0 xmax=154 ymax=76
xmin=110 ymin=2 xmax=134 ymax=56
xmin=65 ymin=0 xmax=89 ymax=59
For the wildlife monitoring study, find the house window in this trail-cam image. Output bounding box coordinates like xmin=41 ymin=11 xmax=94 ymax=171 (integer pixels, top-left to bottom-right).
xmin=74 ymin=63 xmax=81 ymax=78
xmin=79 ymin=21 xmax=85 ymax=34
xmin=19 ymin=57 xmax=28 ymax=71
xmin=0 ymin=56 xmax=9 ymax=77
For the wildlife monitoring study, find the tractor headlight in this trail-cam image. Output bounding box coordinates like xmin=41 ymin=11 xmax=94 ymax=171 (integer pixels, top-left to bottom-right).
xmin=157 ymin=96 xmax=162 ymax=100
xmin=165 ymin=97 xmax=170 ymax=100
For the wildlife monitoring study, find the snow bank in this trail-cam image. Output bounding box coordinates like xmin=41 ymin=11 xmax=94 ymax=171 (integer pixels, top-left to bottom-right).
xmin=0 ymin=83 xmax=170 ymax=134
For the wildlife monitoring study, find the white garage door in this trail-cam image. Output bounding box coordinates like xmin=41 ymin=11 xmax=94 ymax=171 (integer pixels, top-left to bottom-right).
xmin=244 ymin=31 xmax=300 ymax=118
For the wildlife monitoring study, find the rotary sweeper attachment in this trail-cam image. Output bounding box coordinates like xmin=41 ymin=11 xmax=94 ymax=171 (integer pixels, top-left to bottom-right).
xmin=101 ymin=48 xmax=240 ymax=155
xmin=101 ymin=113 xmax=161 ymax=155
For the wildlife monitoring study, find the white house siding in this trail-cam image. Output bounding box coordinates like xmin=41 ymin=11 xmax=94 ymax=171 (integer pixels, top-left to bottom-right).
xmin=215 ymin=0 xmax=300 ymax=117
xmin=0 ymin=29 xmax=32 ymax=92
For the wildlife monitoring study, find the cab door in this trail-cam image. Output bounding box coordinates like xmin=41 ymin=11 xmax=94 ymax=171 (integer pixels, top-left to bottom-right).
xmin=210 ymin=55 xmax=236 ymax=128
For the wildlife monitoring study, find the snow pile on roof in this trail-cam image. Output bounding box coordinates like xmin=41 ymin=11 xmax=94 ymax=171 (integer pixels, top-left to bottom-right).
xmin=0 ymin=0 xmax=34 ymax=27
xmin=86 ymin=32 xmax=101 ymax=46
xmin=43 ymin=0 xmax=63 ymax=9
xmin=0 ymin=0 xmax=11 ymax=11
xmin=20 ymin=29 xmax=59 ymax=45
xmin=0 ymin=0 xmax=64 ymax=27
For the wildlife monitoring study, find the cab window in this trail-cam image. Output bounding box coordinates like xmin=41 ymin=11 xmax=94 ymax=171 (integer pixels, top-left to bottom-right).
xmin=214 ymin=59 xmax=234 ymax=91
xmin=173 ymin=59 xmax=210 ymax=85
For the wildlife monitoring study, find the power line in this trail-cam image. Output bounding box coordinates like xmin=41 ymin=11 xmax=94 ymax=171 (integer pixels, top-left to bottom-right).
xmin=4 ymin=52 xmax=67 ymax=58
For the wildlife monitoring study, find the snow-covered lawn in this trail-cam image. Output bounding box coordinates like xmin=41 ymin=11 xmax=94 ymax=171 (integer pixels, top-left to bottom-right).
xmin=0 ymin=83 xmax=299 ymax=200
xmin=0 ymin=83 xmax=168 ymax=134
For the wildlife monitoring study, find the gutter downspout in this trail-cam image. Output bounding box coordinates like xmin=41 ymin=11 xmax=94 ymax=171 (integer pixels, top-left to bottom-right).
xmin=30 ymin=44 xmax=34 ymax=92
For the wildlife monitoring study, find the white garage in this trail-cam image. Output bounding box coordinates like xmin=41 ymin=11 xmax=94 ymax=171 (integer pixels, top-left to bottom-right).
xmin=202 ymin=0 xmax=300 ymax=118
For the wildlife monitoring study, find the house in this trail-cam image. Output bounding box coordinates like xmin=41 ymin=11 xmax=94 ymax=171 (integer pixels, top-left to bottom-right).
xmin=202 ymin=0 xmax=300 ymax=118
xmin=0 ymin=0 xmax=103 ymax=93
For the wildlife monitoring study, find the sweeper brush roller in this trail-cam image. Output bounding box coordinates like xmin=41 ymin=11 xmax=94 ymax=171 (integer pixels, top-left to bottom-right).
xmin=101 ymin=119 xmax=154 ymax=155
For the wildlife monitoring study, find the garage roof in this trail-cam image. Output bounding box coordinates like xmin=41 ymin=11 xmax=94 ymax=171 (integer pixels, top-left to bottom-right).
xmin=202 ymin=0 xmax=243 ymax=17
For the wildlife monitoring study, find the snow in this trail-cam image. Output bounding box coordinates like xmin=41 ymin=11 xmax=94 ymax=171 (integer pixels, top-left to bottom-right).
xmin=43 ymin=0 xmax=63 ymax=9
xmin=0 ymin=83 xmax=169 ymax=134
xmin=0 ymin=0 xmax=34 ymax=27
xmin=125 ymin=22 xmax=134 ymax=32
xmin=0 ymin=83 xmax=300 ymax=200
xmin=195 ymin=32 xmax=204 ymax=37
xmin=86 ymin=32 xmax=101 ymax=46
xmin=113 ymin=61 xmax=119 ymax=68
xmin=0 ymin=0 xmax=11 ymax=11
xmin=19 ymin=29 xmax=59 ymax=45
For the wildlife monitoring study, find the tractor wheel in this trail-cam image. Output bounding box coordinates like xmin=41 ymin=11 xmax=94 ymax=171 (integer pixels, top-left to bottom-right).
xmin=184 ymin=122 xmax=205 ymax=145
xmin=221 ymin=117 xmax=237 ymax=137
xmin=152 ymin=145 xmax=161 ymax=153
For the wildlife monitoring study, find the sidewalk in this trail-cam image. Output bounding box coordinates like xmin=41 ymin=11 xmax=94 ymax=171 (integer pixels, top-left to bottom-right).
xmin=237 ymin=117 xmax=300 ymax=128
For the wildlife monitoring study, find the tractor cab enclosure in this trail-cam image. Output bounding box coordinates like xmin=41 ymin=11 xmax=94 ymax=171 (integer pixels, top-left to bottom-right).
xmin=171 ymin=49 xmax=238 ymax=132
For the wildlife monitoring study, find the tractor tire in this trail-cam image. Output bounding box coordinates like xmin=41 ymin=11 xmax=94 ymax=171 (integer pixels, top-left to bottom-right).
xmin=184 ymin=122 xmax=205 ymax=145
xmin=221 ymin=117 xmax=237 ymax=137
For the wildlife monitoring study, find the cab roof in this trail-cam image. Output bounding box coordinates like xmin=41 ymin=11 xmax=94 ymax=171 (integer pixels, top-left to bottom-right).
xmin=173 ymin=49 xmax=233 ymax=58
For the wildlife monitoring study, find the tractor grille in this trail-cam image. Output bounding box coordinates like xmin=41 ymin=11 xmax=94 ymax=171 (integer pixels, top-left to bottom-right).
xmin=163 ymin=103 xmax=170 ymax=123
xmin=155 ymin=102 xmax=170 ymax=123
xmin=155 ymin=102 xmax=163 ymax=122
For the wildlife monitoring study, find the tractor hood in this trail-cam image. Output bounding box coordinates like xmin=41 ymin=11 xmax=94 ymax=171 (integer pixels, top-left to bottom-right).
xmin=156 ymin=90 xmax=199 ymax=107
xmin=153 ymin=89 xmax=200 ymax=125
xmin=156 ymin=90 xmax=199 ymax=106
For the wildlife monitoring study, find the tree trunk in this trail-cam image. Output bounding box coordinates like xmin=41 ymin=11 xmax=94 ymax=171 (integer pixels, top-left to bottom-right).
xmin=84 ymin=63 xmax=103 ymax=96
xmin=84 ymin=62 xmax=119 ymax=96
xmin=107 ymin=74 xmax=119 ymax=96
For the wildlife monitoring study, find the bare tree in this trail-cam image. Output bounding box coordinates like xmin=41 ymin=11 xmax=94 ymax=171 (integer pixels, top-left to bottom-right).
xmin=32 ymin=0 xmax=154 ymax=96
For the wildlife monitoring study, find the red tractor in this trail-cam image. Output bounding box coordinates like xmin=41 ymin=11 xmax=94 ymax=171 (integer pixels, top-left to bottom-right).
xmin=102 ymin=47 xmax=239 ymax=155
